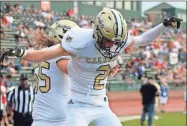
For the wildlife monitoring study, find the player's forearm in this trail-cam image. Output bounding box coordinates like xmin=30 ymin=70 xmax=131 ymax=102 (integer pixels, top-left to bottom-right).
xmin=24 ymin=44 xmax=70 ymax=62
xmin=24 ymin=49 xmax=52 ymax=62
xmin=133 ymin=23 xmax=167 ymax=46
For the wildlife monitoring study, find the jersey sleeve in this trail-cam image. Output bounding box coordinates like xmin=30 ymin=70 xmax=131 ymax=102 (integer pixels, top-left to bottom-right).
xmin=55 ymin=56 xmax=71 ymax=66
xmin=61 ymin=27 xmax=87 ymax=55
xmin=55 ymin=56 xmax=71 ymax=61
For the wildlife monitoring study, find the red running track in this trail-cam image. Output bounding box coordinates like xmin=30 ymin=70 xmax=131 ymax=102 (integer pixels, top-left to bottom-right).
xmin=108 ymin=91 xmax=185 ymax=116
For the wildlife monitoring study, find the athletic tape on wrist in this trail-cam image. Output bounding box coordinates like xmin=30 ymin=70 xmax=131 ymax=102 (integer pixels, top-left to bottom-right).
xmin=19 ymin=49 xmax=28 ymax=58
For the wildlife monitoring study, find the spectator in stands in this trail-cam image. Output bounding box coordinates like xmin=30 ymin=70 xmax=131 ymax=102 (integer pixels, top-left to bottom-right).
xmin=34 ymin=18 xmax=46 ymax=28
xmin=1 ymin=58 xmax=17 ymax=75
xmin=140 ymin=77 xmax=158 ymax=126
xmin=130 ymin=18 xmax=140 ymax=30
xmin=20 ymin=59 xmax=32 ymax=67
xmin=25 ymin=4 xmax=31 ymax=13
xmin=1 ymin=14 xmax=9 ymax=28
xmin=46 ymin=11 xmax=54 ymax=21
xmin=160 ymin=77 xmax=169 ymax=113
xmin=5 ymin=12 xmax=14 ymax=28
xmin=0 ymin=74 xmax=5 ymax=125
xmin=136 ymin=62 xmax=145 ymax=80
xmin=3 ymin=75 xmax=14 ymax=125
xmin=15 ymin=25 xmax=25 ymax=43
xmin=0 ymin=30 xmax=6 ymax=39
xmin=4 ymin=74 xmax=14 ymax=92
xmin=132 ymin=25 xmax=139 ymax=36
xmin=165 ymin=68 xmax=174 ymax=84
xmin=7 ymin=61 xmax=17 ymax=75
xmin=169 ymin=48 xmax=179 ymax=66
xmin=172 ymin=66 xmax=184 ymax=86
xmin=142 ymin=46 xmax=151 ymax=60
xmin=14 ymin=3 xmax=22 ymax=13
xmin=153 ymin=55 xmax=167 ymax=70
xmin=79 ymin=15 xmax=89 ymax=28
xmin=146 ymin=14 xmax=153 ymax=28
xmin=178 ymin=48 xmax=186 ymax=62
xmin=140 ymin=18 xmax=151 ymax=30
xmin=1 ymin=3 xmax=9 ymax=13
xmin=66 ymin=8 xmax=74 ymax=17
xmin=0 ymin=74 xmax=8 ymax=126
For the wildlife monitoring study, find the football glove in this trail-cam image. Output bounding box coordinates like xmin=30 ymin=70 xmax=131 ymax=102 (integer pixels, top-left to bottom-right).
xmin=163 ymin=17 xmax=183 ymax=29
xmin=0 ymin=48 xmax=26 ymax=62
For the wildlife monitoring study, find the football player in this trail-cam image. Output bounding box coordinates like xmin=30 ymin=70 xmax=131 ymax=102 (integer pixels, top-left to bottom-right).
xmin=31 ymin=20 xmax=77 ymax=126
xmin=2 ymin=8 xmax=182 ymax=126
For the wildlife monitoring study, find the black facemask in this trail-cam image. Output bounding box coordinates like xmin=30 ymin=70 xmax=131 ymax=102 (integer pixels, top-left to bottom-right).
xmin=94 ymin=28 xmax=128 ymax=59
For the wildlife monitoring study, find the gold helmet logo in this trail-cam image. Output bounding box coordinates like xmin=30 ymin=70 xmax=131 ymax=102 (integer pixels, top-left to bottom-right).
xmin=49 ymin=20 xmax=78 ymax=42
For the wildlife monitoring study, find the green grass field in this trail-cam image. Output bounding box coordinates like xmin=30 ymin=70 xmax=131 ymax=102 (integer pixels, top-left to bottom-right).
xmin=121 ymin=112 xmax=186 ymax=126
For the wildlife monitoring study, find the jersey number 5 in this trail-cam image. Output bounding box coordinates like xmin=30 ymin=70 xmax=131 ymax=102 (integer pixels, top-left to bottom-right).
xmin=34 ymin=61 xmax=51 ymax=93
xmin=94 ymin=65 xmax=111 ymax=90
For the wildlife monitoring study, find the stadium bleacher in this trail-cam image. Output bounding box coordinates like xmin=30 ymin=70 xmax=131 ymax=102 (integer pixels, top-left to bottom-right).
xmin=1 ymin=2 xmax=186 ymax=92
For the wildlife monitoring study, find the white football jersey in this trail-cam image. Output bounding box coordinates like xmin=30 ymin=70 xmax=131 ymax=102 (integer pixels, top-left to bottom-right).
xmin=61 ymin=27 xmax=131 ymax=106
xmin=32 ymin=51 xmax=71 ymax=121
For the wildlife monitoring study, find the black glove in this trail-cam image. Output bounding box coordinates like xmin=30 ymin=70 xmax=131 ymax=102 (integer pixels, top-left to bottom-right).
xmin=0 ymin=48 xmax=24 ymax=62
xmin=12 ymin=48 xmax=24 ymax=57
xmin=163 ymin=17 xmax=183 ymax=29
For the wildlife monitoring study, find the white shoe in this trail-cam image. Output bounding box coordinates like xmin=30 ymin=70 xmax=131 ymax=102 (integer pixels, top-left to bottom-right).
xmin=154 ymin=116 xmax=159 ymax=120
xmin=184 ymin=111 xmax=186 ymax=114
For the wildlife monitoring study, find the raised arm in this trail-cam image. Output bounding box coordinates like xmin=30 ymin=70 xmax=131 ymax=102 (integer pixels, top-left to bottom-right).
xmin=0 ymin=44 xmax=71 ymax=62
xmin=0 ymin=27 xmax=82 ymax=63
xmin=127 ymin=17 xmax=182 ymax=48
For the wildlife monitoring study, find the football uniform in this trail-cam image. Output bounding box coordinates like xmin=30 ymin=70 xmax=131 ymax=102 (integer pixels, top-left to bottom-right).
xmin=32 ymin=46 xmax=71 ymax=126
xmin=61 ymin=27 xmax=131 ymax=126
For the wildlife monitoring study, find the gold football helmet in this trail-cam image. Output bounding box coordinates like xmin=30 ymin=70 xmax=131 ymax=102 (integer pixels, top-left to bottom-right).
xmin=48 ymin=20 xmax=78 ymax=42
xmin=93 ymin=8 xmax=128 ymax=59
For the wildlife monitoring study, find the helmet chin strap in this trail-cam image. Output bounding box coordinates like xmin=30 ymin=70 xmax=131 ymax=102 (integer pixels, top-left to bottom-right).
xmin=95 ymin=43 xmax=113 ymax=59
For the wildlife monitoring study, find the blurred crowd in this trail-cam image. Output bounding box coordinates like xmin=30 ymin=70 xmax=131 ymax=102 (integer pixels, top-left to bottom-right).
xmin=0 ymin=3 xmax=186 ymax=125
xmin=1 ymin=2 xmax=186 ymax=87
xmin=118 ymin=17 xmax=186 ymax=88
xmin=0 ymin=3 xmax=92 ymax=75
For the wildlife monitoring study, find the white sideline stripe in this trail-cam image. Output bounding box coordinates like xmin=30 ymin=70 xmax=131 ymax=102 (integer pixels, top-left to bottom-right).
xmin=119 ymin=115 xmax=160 ymax=122
xmin=118 ymin=115 xmax=140 ymax=122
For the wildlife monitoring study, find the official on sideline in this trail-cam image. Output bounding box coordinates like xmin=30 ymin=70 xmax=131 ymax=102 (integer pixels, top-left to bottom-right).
xmin=7 ymin=73 xmax=35 ymax=126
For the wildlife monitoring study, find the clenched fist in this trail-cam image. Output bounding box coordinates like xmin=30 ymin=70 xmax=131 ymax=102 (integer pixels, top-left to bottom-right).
xmin=163 ymin=17 xmax=183 ymax=29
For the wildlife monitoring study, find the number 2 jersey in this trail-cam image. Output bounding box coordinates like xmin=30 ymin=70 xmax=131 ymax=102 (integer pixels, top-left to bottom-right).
xmin=61 ymin=27 xmax=131 ymax=106
xmin=32 ymin=52 xmax=71 ymax=122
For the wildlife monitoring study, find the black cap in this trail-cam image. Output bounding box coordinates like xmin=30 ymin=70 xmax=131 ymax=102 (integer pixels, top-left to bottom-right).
xmin=148 ymin=77 xmax=153 ymax=80
xmin=20 ymin=73 xmax=28 ymax=80
xmin=6 ymin=74 xmax=12 ymax=79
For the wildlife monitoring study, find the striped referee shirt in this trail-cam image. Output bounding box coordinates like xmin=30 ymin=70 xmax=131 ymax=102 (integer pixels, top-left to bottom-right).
xmin=7 ymin=85 xmax=35 ymax=113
